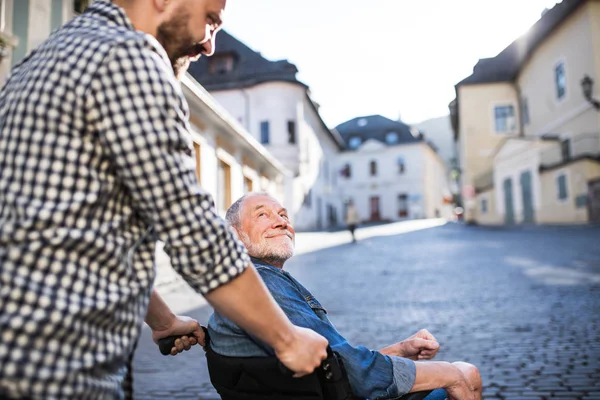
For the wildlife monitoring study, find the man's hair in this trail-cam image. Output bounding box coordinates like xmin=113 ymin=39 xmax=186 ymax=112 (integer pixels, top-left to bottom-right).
xmin=225 ymin=192 xmax=271 ymax=229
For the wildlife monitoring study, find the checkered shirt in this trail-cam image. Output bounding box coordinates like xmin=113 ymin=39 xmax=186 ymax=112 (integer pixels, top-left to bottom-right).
xmin=0 ymin=1 xmax=249 ymax=398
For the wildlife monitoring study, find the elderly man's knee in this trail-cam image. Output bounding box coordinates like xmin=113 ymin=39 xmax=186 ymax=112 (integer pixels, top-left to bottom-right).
xmin=452 ymin=361 xmax=482 ymax=388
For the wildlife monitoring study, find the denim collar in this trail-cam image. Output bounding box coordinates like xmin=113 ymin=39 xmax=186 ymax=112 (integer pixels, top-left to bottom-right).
xmin=250 ymin=257 xmax=282 ymax=272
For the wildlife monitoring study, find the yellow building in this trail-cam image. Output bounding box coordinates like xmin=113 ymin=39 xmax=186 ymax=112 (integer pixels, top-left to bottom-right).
xmin=450 ymin=0 xmax=600 ymax=225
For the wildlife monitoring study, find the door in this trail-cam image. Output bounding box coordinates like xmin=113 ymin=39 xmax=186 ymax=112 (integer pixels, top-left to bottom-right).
xmin=588 ymin=178 xmax=600 ymax=223
xmin=369 ymin=196 xmax=381 ymax=221
xmin=520 ymin=171 xmax=535 ymax=224
xmin=503 ymin=178 xmax=515 ymax=225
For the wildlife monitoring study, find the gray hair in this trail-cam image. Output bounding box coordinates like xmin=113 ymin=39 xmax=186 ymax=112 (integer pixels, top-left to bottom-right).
xmin=225 ymin=192 xmax=273 ymax=229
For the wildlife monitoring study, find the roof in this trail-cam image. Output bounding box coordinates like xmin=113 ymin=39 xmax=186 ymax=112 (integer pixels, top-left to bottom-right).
xmin=188 ymin=30 xmax=306 ymax=91
xmin=335 ymin=115 xmax=422 ymax=150
xmin=456 ymin=0 xmax=585 ymax=86
xmin=187 ymin=30 xmax=344 ymax=150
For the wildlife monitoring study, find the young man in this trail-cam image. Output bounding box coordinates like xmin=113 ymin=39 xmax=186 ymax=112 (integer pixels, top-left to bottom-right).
xmin=0 ymin=1 xmax=327 ymax=398
xmin=209 ymin=192 xmax=483 ymax=400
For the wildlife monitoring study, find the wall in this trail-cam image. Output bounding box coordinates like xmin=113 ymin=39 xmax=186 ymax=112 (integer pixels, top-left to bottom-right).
xmin=537 ymin=159 xmax=600 ymax=223
xmin=518 ymin=2 xmax=600 ymax=140
xmin=457 ymin=82 xmax=520 ymax=222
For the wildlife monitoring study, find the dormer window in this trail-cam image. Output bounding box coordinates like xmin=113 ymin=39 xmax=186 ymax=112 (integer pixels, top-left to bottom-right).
xmin=385 ymin=132 xmax=399 ymax=145
xmin=348 ymin=136 xmax=362 ymax=149
xmin=209 ymin=53 xmax=235 ymax=75
xmin=357 ymin=118 xmax=368 ymax=127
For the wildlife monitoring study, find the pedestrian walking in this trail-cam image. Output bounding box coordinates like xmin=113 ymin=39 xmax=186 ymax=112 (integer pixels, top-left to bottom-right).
xmin=0 ymin=1 xmax=327 ymax=399
xmin=345 ymin=200 xmax=360 ymax=242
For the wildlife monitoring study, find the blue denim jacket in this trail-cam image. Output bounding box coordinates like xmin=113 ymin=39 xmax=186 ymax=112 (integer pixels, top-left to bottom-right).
xmin=208 ymin=258 xmax=417 ymax=400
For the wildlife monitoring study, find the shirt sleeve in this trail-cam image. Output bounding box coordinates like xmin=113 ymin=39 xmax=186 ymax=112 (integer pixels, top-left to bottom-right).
xmin=256 ymin=267 xmax=416 ymax=399
xmin=87 ymin=40 xmax=249 ymax=295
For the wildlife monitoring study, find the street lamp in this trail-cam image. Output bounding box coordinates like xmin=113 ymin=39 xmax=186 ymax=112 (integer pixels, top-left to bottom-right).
xmin=581 ymin=74 xmax=600 ymax=110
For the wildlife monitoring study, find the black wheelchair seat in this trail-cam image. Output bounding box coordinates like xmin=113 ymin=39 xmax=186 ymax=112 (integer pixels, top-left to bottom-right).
xmin=200 ymin=332 xmax=432 ymax=400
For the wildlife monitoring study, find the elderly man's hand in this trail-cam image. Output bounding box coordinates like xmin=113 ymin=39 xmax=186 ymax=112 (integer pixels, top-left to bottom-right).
xmin=151 ymin=315 xmax=205 ymax=356
xmin=405 ymin=329 xmax=440 ymax=360
xmin=379 ymin=329 xmax=440 ymax=360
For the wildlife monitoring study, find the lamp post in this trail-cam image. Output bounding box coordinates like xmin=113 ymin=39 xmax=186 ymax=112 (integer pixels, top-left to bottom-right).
xmin=581 ymin=74 xmax=600 ymax=110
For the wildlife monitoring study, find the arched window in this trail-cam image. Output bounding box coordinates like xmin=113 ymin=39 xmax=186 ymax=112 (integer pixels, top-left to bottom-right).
xmin=370 ymin=160 xmax=377 ymax=176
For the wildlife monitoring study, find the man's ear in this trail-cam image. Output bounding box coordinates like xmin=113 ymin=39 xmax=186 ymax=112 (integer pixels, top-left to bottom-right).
xmin=152 ymin=0 xmax=168 ymax=12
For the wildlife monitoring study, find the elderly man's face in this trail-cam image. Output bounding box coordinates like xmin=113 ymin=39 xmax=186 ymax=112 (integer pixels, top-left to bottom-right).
xmin=157 ymin=0 xmax=225 ymax=77
xmin=237 ymin=194 xmax=295 ymax=267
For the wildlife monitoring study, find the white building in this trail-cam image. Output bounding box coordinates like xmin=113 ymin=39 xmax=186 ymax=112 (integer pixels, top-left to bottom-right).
xmin=335 ymin=115 xmax=451 ymax=222
xmin=188 ymin=31 xmax=345 ymax=231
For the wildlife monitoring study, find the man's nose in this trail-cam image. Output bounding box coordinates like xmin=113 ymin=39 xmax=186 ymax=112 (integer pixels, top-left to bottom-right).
xmin=272 ymin=215 xmax=288 ymax=229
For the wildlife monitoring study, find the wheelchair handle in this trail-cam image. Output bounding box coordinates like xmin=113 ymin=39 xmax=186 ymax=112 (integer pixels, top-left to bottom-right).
xmin=277 ymin=346 xmax=335 ymax=378
xmin=157 ymin=327 xmax=208 ymax=356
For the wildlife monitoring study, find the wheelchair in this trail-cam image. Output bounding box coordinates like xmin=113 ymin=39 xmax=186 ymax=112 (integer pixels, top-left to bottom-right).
xmin=159 ymin=330 xmax=432 ymax=400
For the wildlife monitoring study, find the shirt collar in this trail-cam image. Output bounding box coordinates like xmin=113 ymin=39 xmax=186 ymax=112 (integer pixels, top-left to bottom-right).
xmin=250 ymin=257 xmax=281 ymax=270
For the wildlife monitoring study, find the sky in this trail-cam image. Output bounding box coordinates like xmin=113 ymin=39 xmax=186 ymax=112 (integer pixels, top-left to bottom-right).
xmin=221 ymin=0 xmax=561 ymax=128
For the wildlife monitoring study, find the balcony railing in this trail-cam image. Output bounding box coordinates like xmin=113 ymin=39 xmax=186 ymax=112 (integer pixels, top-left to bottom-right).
xmin=540 ymin=133 xmax=600 ymax=169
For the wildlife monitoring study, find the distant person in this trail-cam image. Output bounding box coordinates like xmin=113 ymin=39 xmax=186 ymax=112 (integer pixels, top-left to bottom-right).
xmin=345 ymin=200 xmax=361 ymax=242
xmin=208 ymin=193 xmax=483 ymax=400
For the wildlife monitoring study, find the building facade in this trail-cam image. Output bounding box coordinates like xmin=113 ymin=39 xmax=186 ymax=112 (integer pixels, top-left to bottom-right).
xmin=188 ymin=31 xmax=345 ymax=231
xmin=335 ymin=115 xmax=451 ymax=223
xmin=450 ymin=0 xmax=600 ymax=225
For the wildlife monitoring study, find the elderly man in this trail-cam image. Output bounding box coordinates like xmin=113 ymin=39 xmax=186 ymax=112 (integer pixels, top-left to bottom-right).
xmin=208 ymin=193 xmax=483 ymax=400
xmin=0 ymin=1 xmax=327 ymax=399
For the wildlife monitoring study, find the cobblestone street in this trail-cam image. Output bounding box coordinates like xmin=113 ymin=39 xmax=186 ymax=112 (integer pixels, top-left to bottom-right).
xmin=134 ymin=221 xmax=600 ymax=399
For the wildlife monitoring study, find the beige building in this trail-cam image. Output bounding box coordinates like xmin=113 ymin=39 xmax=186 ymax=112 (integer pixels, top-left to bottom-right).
xmin=450 ymin=0 xmax=600 ymax=225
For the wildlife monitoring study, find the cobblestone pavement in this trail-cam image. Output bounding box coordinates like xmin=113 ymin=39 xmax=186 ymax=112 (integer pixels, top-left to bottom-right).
xmin=134 ymin=222 xmax=600 ymax=399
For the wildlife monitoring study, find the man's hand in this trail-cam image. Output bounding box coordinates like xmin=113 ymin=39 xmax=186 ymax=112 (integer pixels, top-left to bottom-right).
xmin=273 ymin=326 xmax=328 ymax=378
xmin=151 ymin=315 xmax=205 ymax=356
xmin=404 ymin=329 xmax=440 ymax=360
xmin=380 ymin=329 xmax=440 ymax=360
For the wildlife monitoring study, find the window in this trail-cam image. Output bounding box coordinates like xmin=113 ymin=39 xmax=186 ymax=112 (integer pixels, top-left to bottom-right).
xmin=340 ymin=163 xmax=351 ymax=178
xmin=217 ymin=160 xmax=232 ymax=212
xmin=397 ymin=157 xmax=405 ymax=174
xmin=260 ymin=121 xmax=270 ymax=144
xmin=348 ymin=136 xmax=362 ymax=149
xmin=521 ymin=97 xmax=530 ymax=126
xmin=0 ymin=0 xmax=6 ymax=31
xmin=287 ymin=120 xmax=296 ymax=144
xmin=243 ymin=176 xmax=253 ymax=193
xmin=208 ymin=54 xmax=235 ymax=74
xmin=494 ymin=105 xmax=516 ymax=133
xmin=556 ymin=174 xmax=568 ymax=201
xmin=398 ymin=194 xmax=408 ymax=217
xmin=73 ymin=0 xmax=90 ymax=14
xmin=481 ymin=198 xmax=488 ymax=214
xmin=385 ymin=132 xmax=399 ymax=145
xmin=357 ymin=118 xmax=368 ymax=127
xmin=369 ymin=160 xmax=377 ymax=176
xmin=560 ymin=139 xmax=571 ymax=162
xmin=555 ymin=62 xmax=566 ymax=100
xmin=193 ymin=142 xmax=201 ymax=183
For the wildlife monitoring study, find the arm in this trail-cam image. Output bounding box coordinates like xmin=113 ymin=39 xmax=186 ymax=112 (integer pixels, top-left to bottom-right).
xmin=90 ymin=43 xmax=326 ymax=375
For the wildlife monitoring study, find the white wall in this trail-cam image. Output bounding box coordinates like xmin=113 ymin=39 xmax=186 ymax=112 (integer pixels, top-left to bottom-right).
xmin=209 ymin=81 xmax=343 ymax=231
xmin=334 ymin=141 xmax=433 ymax=222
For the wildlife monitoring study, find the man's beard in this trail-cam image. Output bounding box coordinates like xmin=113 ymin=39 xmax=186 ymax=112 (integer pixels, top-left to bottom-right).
xmin=238 ymin=231 xmax=295 ymax=266
xmin=156 ymin=9 xmax=201 ymax=78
